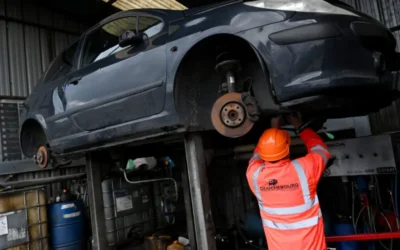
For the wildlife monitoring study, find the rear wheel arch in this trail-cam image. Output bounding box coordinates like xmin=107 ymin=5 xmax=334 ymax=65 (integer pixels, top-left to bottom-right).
xmin=20 ymin=118 xmax=48 ymax=158
xmin=173 ymin=33 xmax=279 ymax=131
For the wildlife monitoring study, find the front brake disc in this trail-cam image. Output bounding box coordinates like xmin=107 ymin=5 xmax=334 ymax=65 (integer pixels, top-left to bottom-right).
xmin=211 ymin=92 xmax=254 ymax=138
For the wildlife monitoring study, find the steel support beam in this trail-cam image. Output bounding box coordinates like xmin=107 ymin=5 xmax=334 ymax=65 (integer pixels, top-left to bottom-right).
xmin=181 ymin=157 xmax=197 ymax=250
xmin=86 ymin=152 xmax=108 ymax=250
xmin=0 ymin=158 xmax=85 ymax=176
xmin=184 ymin=133 xmax=216 ymax=250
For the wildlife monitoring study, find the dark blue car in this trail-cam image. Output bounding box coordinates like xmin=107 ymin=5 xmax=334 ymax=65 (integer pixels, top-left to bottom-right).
xmin=19 ymin=0 xmax=400 ymax=167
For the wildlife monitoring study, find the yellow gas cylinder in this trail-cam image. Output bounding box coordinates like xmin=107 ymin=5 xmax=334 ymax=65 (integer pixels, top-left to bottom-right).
xmin=167 ymin=241 xmax=184 ymax=250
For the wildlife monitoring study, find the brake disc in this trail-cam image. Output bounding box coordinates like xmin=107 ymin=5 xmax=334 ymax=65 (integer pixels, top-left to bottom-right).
xmin=34 ymin=146 xmax=50 ymax=169
xmin=211 ymin=92 xmax=254 ymax=138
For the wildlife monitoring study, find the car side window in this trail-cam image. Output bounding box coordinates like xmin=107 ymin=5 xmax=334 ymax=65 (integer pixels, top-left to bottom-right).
xmin=43 ymin=41 xmax=78 ymax=83
xmin=81 ymin=16 xmax=137 ymax=67
xmin=138 ymin=16 xmax=163 ymax=39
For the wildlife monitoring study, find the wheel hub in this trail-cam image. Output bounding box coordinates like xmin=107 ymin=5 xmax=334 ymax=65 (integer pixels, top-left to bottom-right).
xmin=220 ymin=102 xmax=245 ymax=127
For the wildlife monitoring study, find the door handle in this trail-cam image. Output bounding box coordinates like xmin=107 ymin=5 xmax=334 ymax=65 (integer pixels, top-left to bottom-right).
xmin=69 ymin=76 xmax=82 ymax=85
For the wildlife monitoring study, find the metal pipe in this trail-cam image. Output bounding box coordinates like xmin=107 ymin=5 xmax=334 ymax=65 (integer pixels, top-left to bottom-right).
xmin=121 ymin=170 xmax=179 ymax=202
xmin=85 ymin=152 xmax=109 ymax=250
xmin=184 ymin=133 xmax=217 ymax=250
xmin=0 ymin=158 xmax=86 ymax=176
xmin=181 ymin=157 xmax=197 ymax=250
xmin=0 ymin=173 xmax=86 ymax=189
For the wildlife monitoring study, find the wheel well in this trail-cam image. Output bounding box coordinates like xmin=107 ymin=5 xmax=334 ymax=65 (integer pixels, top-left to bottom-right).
xmin=20 ymin=119 xmax=48 ymax=158
xmin=174 ymin=34 xmax=271 ymax=131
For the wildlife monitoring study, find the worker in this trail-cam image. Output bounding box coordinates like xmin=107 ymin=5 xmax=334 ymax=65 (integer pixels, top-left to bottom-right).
xmin=246 ymin=114 xmax=330 ymax=250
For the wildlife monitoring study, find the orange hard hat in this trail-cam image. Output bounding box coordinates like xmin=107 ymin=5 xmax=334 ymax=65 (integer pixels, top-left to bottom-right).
xmin=257 ymin=128 xmax=291 ymax=162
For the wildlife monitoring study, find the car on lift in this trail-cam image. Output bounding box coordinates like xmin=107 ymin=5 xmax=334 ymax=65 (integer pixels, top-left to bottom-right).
xmin=19 ymin=0 xmax=400 ymax=167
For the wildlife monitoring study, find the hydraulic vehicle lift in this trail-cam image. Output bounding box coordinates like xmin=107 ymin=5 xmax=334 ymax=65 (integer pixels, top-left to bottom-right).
xmin=85 ymin=133 xmax=216 ymax=250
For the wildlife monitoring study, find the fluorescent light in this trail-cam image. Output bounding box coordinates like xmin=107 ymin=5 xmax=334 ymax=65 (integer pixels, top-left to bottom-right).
xmin=102 ymin=0 xmax=187 ymax=10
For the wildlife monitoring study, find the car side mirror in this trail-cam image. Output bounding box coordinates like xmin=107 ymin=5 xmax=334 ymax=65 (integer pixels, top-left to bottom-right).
xmin=119 ymin=30 xmax=143 ymax=48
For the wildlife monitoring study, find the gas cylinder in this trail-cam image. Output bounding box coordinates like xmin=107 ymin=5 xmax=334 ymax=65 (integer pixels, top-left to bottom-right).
xmin=167 ymin=241 xmax=184 ymax=250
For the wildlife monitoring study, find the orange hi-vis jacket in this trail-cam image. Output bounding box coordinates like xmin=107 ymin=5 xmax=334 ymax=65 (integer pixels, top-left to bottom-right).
xmin=246 ymin=128 xmax=331 ymax=250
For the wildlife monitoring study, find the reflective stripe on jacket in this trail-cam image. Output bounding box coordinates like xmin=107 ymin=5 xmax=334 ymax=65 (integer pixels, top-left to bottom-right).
xmin=246 ymin=128 xmax=331 ymax=250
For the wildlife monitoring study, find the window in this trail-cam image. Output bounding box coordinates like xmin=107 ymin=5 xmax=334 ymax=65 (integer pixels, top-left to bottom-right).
xmin=43 ymin=42 xmax=78 ymax=83
xmin=138 ymin=16 xmax=163 ymax=39
xmin=81 ymin=16 xmax=137 ymax=67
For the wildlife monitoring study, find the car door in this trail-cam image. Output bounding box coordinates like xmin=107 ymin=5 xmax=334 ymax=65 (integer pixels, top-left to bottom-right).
xmin=28 ymin=40 xmax=82 ymax=140
xmin=59 ymin=12 xmax=168 ymax=132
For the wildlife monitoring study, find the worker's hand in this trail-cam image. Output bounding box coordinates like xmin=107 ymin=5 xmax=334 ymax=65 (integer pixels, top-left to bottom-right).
xmin=287 ymin=113 xmax=302 ymax=129
xmin=270 ymin=115 xmax=282 ymax=128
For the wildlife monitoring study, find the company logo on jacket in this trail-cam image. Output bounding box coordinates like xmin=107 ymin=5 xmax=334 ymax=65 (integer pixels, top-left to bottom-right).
xmin=260 ymin=180 xmax=299 ymax=191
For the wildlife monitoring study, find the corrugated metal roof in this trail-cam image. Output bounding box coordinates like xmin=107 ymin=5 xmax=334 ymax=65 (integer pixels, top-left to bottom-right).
xmin=102 ymin=0 xmax=187 ymax=10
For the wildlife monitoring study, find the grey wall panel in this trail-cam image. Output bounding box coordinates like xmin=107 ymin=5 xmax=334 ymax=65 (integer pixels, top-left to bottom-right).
xmin=0 ymin=20 xmax=10 ymax=96
xmin=394 ymin=30 xmax=400 ymax=51
xmin=25 ymin=26 xmax=42 ymax=93
xmin=382 ymin=0 xmax=400 ymax=28
xmin=54 ymin=32 xmax=69 ymax=56
xmin=7 ymin=22 xmax=28 ymax=97
xmin=0 ymin=0 xmax=5 ymax=16
xmin=37 ymin=7 xmax=53 ymax=26
xmin=53 ymin=13 xmax=66 ymax=30
xmin=343 ymin=0 xmax=400 ymax=28
xmin=5 ymin=0 xmax=22 ymax=19
xmin=39 ymin=29 xmax=52 ymax=72
xmin=22 ymin=2 xmax=38 ymax=23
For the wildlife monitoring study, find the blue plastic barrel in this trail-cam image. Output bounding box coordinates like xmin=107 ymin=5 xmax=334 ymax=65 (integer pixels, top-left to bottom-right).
xmin=48 ymin=200 xmax=86 ymax=250
xmin=334 ymin=223 xmax=360 ymax=250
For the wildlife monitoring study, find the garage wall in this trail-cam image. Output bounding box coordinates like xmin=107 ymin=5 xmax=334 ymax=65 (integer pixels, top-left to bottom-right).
xmin=342 ymin=0 xmax=400 ymax=134
xmin=0 ymin=0 xmax=86 ymax=97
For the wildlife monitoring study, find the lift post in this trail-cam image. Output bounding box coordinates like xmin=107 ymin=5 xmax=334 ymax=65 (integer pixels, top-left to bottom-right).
xmin=86 ymin=152 xmax=109 ymax=250
xmin=184 ymin=133 xmax=217 ymax=250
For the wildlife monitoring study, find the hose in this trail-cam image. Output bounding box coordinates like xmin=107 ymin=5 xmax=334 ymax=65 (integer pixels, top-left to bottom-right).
xmin=371 ymin=211 xmax=393 ymax=250
xmin=354 ymin=206 xmax=367 ymax=234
